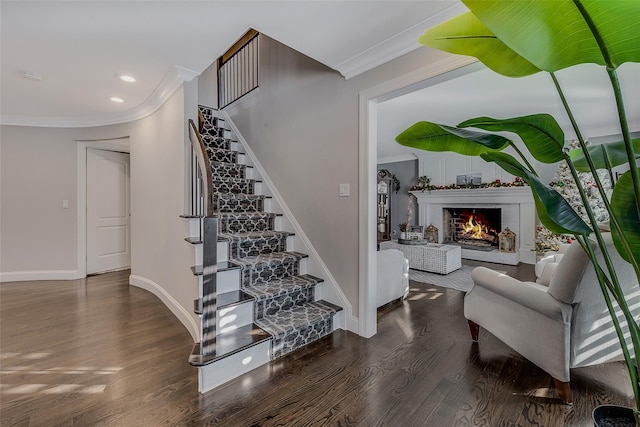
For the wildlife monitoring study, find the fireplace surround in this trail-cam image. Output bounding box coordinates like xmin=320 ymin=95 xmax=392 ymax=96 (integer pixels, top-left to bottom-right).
xmin=410 ymin=187 xmax=536 ymax=265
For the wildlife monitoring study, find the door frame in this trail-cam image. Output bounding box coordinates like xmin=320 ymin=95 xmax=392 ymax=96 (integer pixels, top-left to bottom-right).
xmin=357 ymin=56 xmax=478 ymax=338
xmin=76 ymin=138 xmax=130 ymax=278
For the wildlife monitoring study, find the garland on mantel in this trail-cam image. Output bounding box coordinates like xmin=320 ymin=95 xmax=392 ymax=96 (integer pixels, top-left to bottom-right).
xmin=410 ymin=177 xmax=528 ymax=192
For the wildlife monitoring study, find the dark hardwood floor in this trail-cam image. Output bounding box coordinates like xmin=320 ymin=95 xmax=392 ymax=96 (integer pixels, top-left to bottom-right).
xmin=0 ymin=264 xmax=632 ymax=426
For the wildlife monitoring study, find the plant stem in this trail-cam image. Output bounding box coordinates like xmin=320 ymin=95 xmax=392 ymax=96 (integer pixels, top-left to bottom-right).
xmin=561 ymin=153 xmax=639 ymax=361
xmin=606 ymin=67 xmax=640 ymax=219
xmin=580 ymin=236 xmax=640 ymax=410
xmin=508 ymin=142 xmax=538 ymax=177
xmin=551 ymin=67 xmax=640 ymax=409
xmin=550 ymin=72 xmax=639 ymax=278
xmin=574 ymin=0 xmax=640 ymax=243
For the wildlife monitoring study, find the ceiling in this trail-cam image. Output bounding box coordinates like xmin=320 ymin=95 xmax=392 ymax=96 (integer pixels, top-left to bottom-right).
xmin=3 ymin=1 xmax=637 ymax=157
xmin=0 ymin=0 xmax=465 ymax=127
xmin=377 ymin=62 xmax=640 ymax=163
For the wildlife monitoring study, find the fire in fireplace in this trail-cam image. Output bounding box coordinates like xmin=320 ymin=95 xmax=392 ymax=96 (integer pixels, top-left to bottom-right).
xmin=443 ymin=208 xmax=501 ymax=249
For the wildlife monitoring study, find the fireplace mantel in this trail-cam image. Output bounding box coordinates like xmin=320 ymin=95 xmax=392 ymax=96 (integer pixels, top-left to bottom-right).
xmin=410 ymin=187 xmax=536 ymax=264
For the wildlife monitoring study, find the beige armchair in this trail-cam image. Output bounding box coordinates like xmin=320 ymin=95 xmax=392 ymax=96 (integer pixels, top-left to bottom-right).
xmin=464 ymin=233 xmax=640 ymax=404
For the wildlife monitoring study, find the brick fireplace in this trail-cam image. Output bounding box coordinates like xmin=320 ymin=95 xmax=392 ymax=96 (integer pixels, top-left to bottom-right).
xmin=410 ymin=187 xmax=536 ymax=265
xmin=443 ymin=207 xmax=501 ymax=249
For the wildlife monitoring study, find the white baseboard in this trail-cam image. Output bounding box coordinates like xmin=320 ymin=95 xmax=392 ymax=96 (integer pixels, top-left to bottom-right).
xmin=129 ymin=274 xmax=200 ymax=342
xmin=0 ymin=270 xmax=82 ymax=283
xmin=346 ymin=314 xmax=360 ymax=333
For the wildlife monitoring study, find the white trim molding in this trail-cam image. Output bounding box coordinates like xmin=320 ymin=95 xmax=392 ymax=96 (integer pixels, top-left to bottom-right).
xmin=0 ymin=65 xmax=200 ymax=128
xmin=358 ymin=55 xmax=478 ymax=338
xmin=334 ymin=2 xmax=468 ymax=79
xmin=0 ymin=270 xmax=83 ymax=283
xmin=129 ymin=274 xmax=200 ymax=342
xmin=377 ymin=153 xmax=417 ymax=165
xmin=76 ymin=138 xmax=131 ymax=279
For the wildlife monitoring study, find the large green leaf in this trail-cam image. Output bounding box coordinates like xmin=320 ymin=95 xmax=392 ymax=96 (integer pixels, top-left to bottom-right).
xmin=611 ymin=170 xmax=640 ymax=265
xmin=464 ymin=0 xmax=640 ymax=71
xmin=459 ymin=114 xmax=565 ymax=164
xmin=418 ymin=11 xmax=541 ymax=77
xmin=481 ymin=151 xmax=592 ymax=235
xmin=569 ymin=138 xmax=640 ymax=171
xmin=395 ymin=121 xmax=510 ymax=156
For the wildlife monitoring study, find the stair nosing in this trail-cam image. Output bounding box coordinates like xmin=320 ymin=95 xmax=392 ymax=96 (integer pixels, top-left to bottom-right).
xmin=218 ymin=290 xmax=254 ymax=309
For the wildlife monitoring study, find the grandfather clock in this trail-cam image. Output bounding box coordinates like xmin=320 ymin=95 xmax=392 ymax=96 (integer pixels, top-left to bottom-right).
xmin=377 ymin=177 xmax=392 ymax=242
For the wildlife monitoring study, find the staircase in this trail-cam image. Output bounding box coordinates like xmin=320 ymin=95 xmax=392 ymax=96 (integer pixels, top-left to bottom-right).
xmin=184 ymin=105 xmax=342 ymax=392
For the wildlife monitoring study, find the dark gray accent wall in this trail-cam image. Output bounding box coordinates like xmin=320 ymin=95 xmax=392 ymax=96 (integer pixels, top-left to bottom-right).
xmin=378 ymin=159 xmax=418 ymax=238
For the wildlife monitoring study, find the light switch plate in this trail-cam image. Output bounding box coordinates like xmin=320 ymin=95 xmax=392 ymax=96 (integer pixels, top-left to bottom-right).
xmin=339 ymin=183 xmax=350 ymax=197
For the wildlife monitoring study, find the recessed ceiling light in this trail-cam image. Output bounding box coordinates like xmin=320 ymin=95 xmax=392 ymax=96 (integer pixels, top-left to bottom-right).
xmin=110 ymin=97 xmax=124 ymax=103
xmin=21 ymin=71 xmax=42 ymax=81
xmin=117 ymin=74 xmax=136 ymax=83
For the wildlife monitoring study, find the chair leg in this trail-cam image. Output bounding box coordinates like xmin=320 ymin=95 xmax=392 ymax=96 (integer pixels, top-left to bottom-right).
xmin=467 ymin=320 xmax=479 ymax=341
xmin=553 ymin=378 xmax=573 ymax=404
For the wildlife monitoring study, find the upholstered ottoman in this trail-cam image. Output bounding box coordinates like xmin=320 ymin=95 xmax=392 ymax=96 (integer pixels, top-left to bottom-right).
xmin=380 ymin=240 xmax=461 ymax=274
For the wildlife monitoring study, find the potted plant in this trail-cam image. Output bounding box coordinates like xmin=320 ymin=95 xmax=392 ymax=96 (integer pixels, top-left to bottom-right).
xmin=395 ymin=1 xmax=640 ymax=425
xmin=415 ymin=175 xmax=431 ymax=191
xmin=398 ymin=221 xmax=408 ymax=240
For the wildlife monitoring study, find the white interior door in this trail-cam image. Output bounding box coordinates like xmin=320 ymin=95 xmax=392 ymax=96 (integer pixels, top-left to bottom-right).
xmin=87 ymin=148 xmax=131 ymax=274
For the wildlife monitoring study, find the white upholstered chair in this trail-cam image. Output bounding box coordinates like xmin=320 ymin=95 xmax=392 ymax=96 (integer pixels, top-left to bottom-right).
xmin=535 ymin=242 xmax=572 ymax=286
xmin=377 ymin=249 xmax=409 ymax=307
xmin=464 ymin=233 xmax=640 ymax=404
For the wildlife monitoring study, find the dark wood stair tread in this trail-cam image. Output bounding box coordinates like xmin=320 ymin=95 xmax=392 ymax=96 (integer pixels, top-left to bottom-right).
xmin=193 ymin=290 xmax=254 ymax=315
xmin=190 ymin=261 xmax=241 ymax=275
xmin=184 ymin=236 xmax=230 ymax=245
xmin=188 ymin=323 xmax=271 ymax=366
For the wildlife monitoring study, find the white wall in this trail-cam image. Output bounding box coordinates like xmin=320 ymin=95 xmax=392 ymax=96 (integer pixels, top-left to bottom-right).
xmin=128 ymin=86 xmax=199 ymax=339
xmin=0 ymin=86 xmax=199 ymax=339
xmin=1 ymin=126 xmax=79 ymax=278
xmin=198 ymin=61 xmax=218 ymax=109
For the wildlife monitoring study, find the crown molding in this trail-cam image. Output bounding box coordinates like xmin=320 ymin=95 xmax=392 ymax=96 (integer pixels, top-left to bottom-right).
xmin=334 ymin=2 xmax=468 ymax=80
xmin=377 ymin=153 xmax=417 ymax=165
xmin=0 ymin=65 xmax=200 ymax=128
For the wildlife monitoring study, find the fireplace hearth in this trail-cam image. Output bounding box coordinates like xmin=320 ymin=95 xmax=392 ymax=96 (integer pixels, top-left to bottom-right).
xmin=443 ymin=208 xmax=501 ymax=249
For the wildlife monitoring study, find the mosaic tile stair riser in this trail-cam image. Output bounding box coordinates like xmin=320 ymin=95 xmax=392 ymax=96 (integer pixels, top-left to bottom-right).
xmin=199 ymin=106 xmax=340 ymax=359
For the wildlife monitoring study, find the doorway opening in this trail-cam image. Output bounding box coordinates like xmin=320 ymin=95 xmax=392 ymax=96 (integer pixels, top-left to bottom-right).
xmin=76 ymin=138 xmax=130 ymax=278
xmin=358 ymin=58 xmax=480 ymax=338
xmin=86 ymin=148 xmax=131 ymax=275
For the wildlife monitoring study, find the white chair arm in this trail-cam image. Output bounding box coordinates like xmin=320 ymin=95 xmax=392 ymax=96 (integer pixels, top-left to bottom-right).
xmin=471 ymin=267 xmax=569 ymax=320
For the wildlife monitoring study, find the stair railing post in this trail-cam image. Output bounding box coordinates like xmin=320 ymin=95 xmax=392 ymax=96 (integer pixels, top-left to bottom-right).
xmin=201 ymin=216 xmax=218 ymax=355
xmin=188 ymin=119 xmax=217 ymax=355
